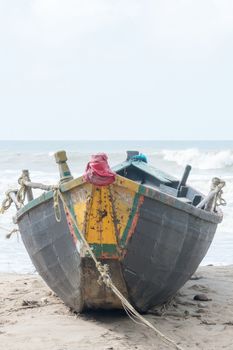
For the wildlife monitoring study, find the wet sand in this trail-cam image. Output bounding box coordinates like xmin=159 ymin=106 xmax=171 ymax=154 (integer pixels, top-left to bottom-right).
xmin=1 ymin=266 xmax=233 ymax=350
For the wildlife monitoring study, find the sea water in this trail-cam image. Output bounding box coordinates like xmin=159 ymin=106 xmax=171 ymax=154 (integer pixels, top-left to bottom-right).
xmin=0 ymin=140 xmax=232 ymax=273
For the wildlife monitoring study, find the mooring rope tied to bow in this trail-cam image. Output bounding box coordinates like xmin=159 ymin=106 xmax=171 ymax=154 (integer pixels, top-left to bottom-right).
xmin=54 ymin=187 xmax=184 ymax=350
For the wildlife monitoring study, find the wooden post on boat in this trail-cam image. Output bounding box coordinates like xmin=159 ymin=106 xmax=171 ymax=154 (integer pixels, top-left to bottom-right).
xmin=54 ymin=150 xmax=73 ymax=183
xmin=126 ymin=150 xmax=139 ymax=161
xmin=204 ymin=178 xmax=223 ymax=212
xmin=196 ymin=177 xmax=225 ymax=211
xmin=22 ymin=170 xmax=34 ymax=202
xmin=8 ymin=191 xmax=21 ymax=209
xmin=178 ymin=165 xmax=192 ymax=191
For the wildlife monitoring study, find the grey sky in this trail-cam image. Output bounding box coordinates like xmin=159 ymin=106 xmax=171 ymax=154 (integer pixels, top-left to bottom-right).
xmin=0 ymin=0 xmax=233 ymax=140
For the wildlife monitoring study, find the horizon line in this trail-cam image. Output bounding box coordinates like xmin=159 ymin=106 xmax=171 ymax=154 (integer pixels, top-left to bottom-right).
xmin=0 ymin=139 xmax=233 ymax=142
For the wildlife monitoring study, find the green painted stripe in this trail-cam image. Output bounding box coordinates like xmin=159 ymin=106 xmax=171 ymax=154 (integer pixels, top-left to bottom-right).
xmin=16 ymin=167 xmax=220 ymax=226
xmin=65 ymin=197 xmax=82 ymax=241
xmin=88 ymin=243 xmax=117 ymax=257
xmin=120 ymin=192 xmax=141 ymax=247
xmin=16 ymin=191 xmax=54 ymax=218
xmin=62 ymin=196 xmax=117 ymax=257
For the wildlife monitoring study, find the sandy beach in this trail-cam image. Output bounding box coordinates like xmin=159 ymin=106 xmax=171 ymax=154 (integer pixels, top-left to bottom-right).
xmin=0 ymin=266 xmax=233 ymax=350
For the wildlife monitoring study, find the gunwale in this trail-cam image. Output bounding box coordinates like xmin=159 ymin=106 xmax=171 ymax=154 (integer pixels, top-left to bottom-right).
xmin=16 ymin=173 xmax=222 ymax=225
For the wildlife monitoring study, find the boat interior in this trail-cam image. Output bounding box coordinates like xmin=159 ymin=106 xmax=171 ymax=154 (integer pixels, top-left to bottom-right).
xmin=114 ymin=151 xmax=203 ymax=207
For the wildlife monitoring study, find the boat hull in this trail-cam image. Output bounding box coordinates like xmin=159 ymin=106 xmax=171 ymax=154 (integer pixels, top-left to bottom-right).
xmin=121 ymin=195 xmax=217 ymax=311
xmin=17 ymin=176 xmax=221 ymax=312
xmin=18 ymin=198 xmax=129 ymax=311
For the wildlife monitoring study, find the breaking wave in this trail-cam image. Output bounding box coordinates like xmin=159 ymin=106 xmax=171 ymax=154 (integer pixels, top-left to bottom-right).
xmin=160 ymin=148 xmax=233 ymax=170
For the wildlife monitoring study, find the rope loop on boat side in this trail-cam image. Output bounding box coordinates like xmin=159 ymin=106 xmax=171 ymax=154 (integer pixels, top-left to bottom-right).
xmin=211 ymin=178 xmax=226 ymax=210
xmin=53 ymin=187 xmax=185 ymax=350
xmin=53 ymin=185 xmax=62 ymax=222
xmin=0 ymin=172 xmax=31 ymax=214
xmin=0 ymin=191 xmax=13 ymax=214
xmin=196 ymin=177 xmax=226 ymax=211
xmin=0 ymin=189 xmax=21 ymax=214
xmin=17 ymin=175 xmax=28 ymax=205
xmin=0 ymin=224 xmax=19 ymax=239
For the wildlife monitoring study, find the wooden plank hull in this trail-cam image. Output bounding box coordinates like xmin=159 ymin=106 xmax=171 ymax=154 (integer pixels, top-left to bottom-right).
xmin=121 ymin=195 xmax=217 ymax=311
xmin=17 ymin=174 xmax=221 ymax=312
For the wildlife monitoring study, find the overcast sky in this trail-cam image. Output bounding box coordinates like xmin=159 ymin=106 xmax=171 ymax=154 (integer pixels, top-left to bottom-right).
xmin=0 ymin=0 xmax=233 ymax=140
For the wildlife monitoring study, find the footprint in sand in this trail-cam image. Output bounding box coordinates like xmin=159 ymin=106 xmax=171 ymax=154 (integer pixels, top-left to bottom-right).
xmin=189 ymin=284 xmax=216 ymax=294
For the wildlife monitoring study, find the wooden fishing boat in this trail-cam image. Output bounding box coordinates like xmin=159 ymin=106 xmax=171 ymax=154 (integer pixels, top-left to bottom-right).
xmin=14 ymin=150 xmax=223 ymax=313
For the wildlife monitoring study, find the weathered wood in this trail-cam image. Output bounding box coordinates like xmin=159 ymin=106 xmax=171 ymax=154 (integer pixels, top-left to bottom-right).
xmin=178 ymin=165 xmax=192 ymax=190
xmin=8 ymin=192 xmax=21 ymax=209
xmin=196 ymin=190 xmax=217 ymax=210
xmin=23 ymin=180 xmax=54 ymax=192
xmin=126 ymin=150 xmax=139 ymax=161
xmin=54 ymin=150 xmax=73 ymax=183
xmin=22 ymin=170 xmax=34 ymax=202
xmin=197 ymin=178 xmax=225 ymax=211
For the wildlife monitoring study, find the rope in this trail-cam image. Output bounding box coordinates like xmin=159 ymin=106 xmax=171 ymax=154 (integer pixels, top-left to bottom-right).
xmin=0 ymin=224 xmax=19 ymax=239
xmin=0 ymin=174 xmax=28 ymax=214
xmin=53 ymin=186 xmax=62 ymax=222
xmin=54 ymin=187 xmax=185 ymax=350
xmin=17 ymin=175 xmax=27 ymax=205
xmin=0 ymin=190 xmax=16 ymax=214
xmin=196 ymin=177 xmax=226 ymax=211
xmin=211 ymin=178 xmax=226 ymax=209
xmin=202 ymin=177 xmax=226 ymax=212
xmin=5 ymin=228 xmax=19 ymax=239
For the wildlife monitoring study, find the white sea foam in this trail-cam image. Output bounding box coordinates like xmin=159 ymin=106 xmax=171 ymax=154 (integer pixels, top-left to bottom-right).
xmin=161 ymin=148 xmax=233 ymax=170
